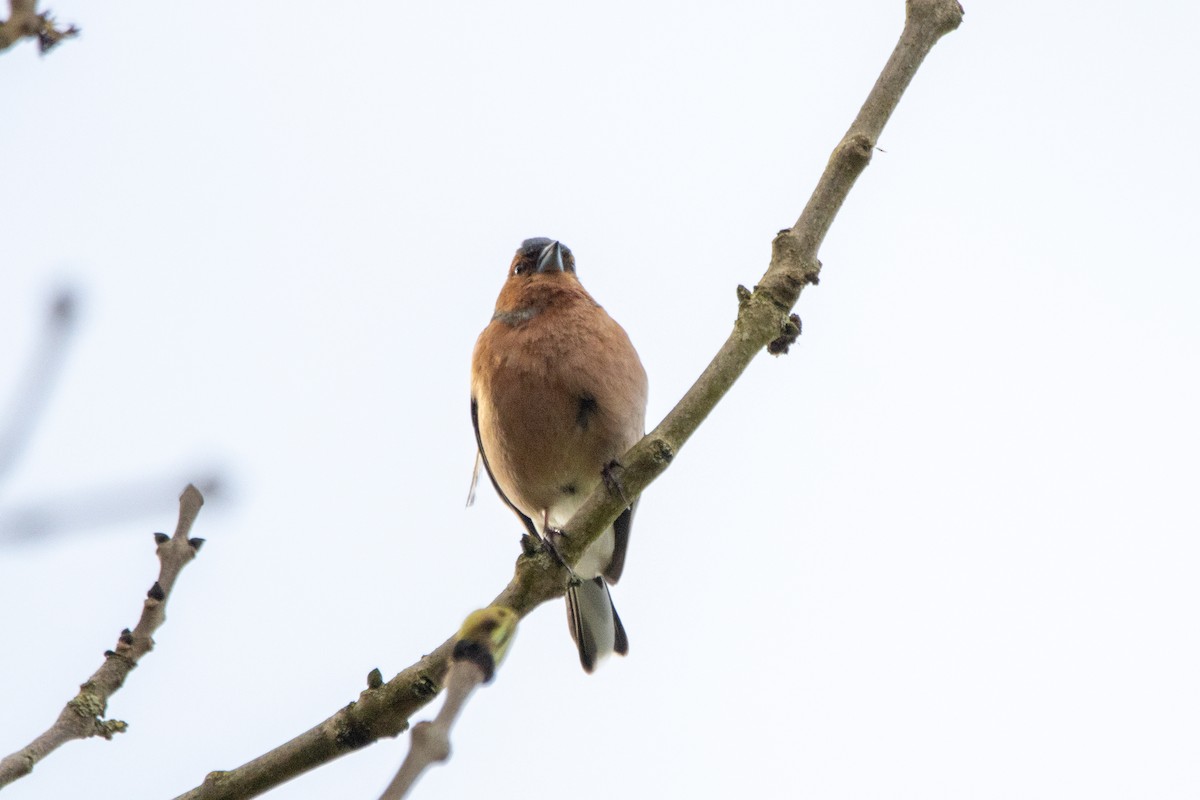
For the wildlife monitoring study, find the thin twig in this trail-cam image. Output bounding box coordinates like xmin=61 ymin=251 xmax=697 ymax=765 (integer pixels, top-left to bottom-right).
xmin=0 ymin=485 xmax=206 ymax=789
xmin=170 ymin=4 xmax=962 ymax=797
xmin=558 ymin=0 xmax=964 ymax=570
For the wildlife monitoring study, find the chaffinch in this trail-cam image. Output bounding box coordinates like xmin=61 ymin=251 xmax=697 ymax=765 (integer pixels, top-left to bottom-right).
xmin=470 ymin=238 xmax=648 ymax=672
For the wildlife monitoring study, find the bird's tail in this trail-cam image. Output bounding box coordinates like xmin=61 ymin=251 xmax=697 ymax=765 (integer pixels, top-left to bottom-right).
xmin=566 ymin=576 xmax=628 ymax=673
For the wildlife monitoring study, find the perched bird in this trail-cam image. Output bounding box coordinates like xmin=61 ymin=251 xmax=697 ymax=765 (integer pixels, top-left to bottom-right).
xmin=470 ymin=238 xmax=648 ymax=672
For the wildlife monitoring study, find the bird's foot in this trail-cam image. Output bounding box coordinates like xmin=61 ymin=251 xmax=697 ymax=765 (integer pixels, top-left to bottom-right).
xmin=601 ymin=460 xmax=631 ymax=507
xmin=541 ymin=527 xmax=580 ymax=580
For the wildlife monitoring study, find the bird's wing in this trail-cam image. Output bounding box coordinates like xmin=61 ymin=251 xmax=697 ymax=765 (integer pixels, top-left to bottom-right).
xmin=470 ymin=396 xmax=539 ymax=538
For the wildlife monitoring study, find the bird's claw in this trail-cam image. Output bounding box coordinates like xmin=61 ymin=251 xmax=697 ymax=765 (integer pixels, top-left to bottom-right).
xmin=541 ymin=527 xmax=581 ymax=581
xmin=601 ymin=460 xmax=631 ymax=507
xmin=542 ymin=526 xmax=567 ymax=562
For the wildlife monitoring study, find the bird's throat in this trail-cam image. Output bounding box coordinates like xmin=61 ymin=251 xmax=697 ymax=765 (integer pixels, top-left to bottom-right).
xmin=491 ymin=306 xmax=541 ymax=326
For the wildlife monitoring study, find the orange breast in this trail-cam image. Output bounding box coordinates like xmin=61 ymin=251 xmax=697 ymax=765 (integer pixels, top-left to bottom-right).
xmin=471 ymin=294 xmax=647 ymax=521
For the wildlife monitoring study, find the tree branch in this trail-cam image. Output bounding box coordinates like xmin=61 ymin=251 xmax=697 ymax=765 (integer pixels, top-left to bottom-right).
xmin=169 ymin=3 xmax=963 ymax=797
xmin=0 ymin=0 xmax=78 ymax=54
xmin=558 ymin=0 xmax=964 ymax=569
xmin=0 ymin=485 xmax=206 ymax=789
xmin=171 ymin=557 xmax=560 ymax=800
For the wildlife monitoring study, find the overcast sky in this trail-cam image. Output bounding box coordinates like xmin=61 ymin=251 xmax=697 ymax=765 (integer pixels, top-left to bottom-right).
xmin=3 ymin=1 xmax=1198 ymax=798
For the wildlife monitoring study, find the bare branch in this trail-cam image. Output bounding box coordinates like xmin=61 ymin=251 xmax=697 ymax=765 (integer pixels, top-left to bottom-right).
xmin=169 ymin=4 xmax=963 ymax=797
xmin=171 ymin=559 xmax=558 ymax=800
xmin=0 ymin=485 xmax=206 ymax=789
xmin=556 ymin=0 xmax=964 ymax=571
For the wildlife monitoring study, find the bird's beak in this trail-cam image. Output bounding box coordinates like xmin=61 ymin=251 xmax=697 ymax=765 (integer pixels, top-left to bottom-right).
xmin=536 ymin=241 xmax=565 ymax=274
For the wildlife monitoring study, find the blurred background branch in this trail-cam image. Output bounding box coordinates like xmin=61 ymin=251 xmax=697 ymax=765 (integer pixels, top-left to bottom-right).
xmin=0 ymin=287 xmax=78 ymax=487
xmin=0 ymin=286 xmax=229 ymax=544
xmin=0 ymin=470 xmax=226 ymax=543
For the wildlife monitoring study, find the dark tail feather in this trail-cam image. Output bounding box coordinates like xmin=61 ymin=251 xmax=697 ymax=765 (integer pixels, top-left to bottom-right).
xmin=612 ymin=599 xmax=629 ymax=656
xmin=566 ymin=577 xmax=627 ymax=673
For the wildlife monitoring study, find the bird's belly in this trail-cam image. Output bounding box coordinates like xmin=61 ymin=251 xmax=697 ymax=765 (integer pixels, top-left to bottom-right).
xmin=478 ymin=370 xmax=623 ymax=514
xmin=484 ymin=409 xmax=608 ymax=515
xmin=480 ymin=399 xmax=618 ymax=580
xmin=531 ymin=488 xmax=616 ymax=580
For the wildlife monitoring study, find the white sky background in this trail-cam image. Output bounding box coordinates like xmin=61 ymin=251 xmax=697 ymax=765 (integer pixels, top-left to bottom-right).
xmin=2 ymin=1 xmax=1198 ymax=797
